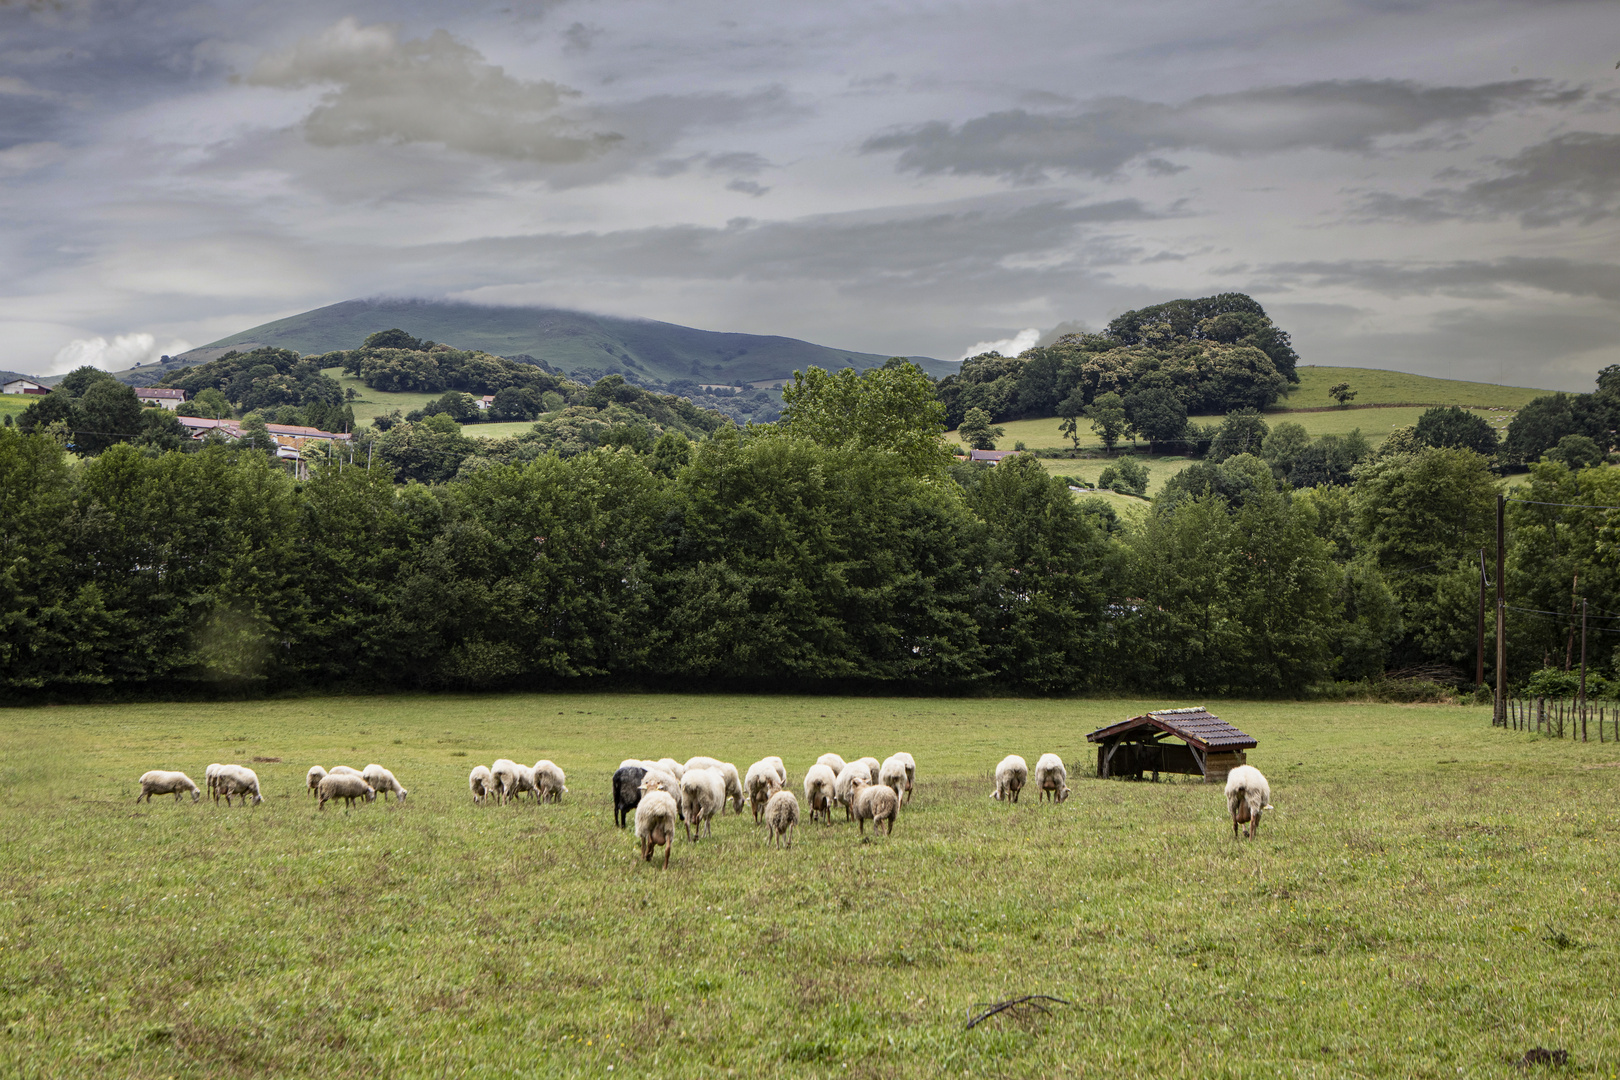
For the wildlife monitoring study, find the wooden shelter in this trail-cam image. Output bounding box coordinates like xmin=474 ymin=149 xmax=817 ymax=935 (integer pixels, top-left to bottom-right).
xmin=1086 ymin=707 xmax=1256 ymax=783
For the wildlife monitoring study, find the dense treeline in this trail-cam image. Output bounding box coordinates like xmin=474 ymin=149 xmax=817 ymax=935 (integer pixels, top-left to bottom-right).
xmin=6 ymin=359 xmax=1614 ymax=700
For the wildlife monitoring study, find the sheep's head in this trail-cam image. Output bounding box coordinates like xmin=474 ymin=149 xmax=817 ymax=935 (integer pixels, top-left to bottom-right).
xmin=1056 ymin=785 xmax=1070 ymax=803
xmin=362 ymin=786 xmax=377 ymax=803
xmin=397 ymin=789 xmax=409 ymax=802
xmin=251 ymin=792 xmax=264 ymax=805
xmin=189 ymin=789 xmax=201 ymax=803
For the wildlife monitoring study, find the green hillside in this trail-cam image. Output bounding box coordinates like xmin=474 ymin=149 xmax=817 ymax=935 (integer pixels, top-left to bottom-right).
xmin=191 ymin=298 xmax=952 ymax=385
xmin=1283 ymin=366 xmax=1552 ymax=409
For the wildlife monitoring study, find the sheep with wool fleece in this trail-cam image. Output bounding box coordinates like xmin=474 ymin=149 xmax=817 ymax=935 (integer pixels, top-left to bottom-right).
xmin=215 ymin=764 xmax=264 ymax=807
xmin=635 ymin=789 xmax=680 ymax=868
xmin=613 ymin=766 xmax=647 ymax=828
xmin=815 ymin=753 xmax=846 ymax=778
xmin=362 ymin=764 xmax=408 ymax=803
xmin=892 ymin=752 xmax=915 ymax=803
xmin=833 ymin=760 xmax=873 ymax=819
xmin=679 ymin=768 xmax=725 ymax=842
xmin=533 ymin=760 xmax=567 ymax=803
xmin=137 ymin=770 xmax=200 ymax=804
xmin=850 ymin=778 xmax=899 ymax=836
xmin=1034 ymin=754 xmax=1069 ymax=803
xmin=469 ymin=765 xmax=496 ymax=804
xmin=1224 ymin=765 xmax=1273 ymax=839
xmin=684 ymin=757 xmax=744 ymax=814
xmin=306 ymin=766 xmax=327 ymax=798
xmin=204 ymin=763 xmax=225 ymax=802
xmin=802 ymin=764 xmax=837 ymax=826
xmin=745 ymin=759 xmax=784 ymax=824
xmin=489 ymin=759 xmax=526 ymax=804
xmin=763 ymin=790 xmax=800 ymax=849
xmin=878 ymin=756 xmax=908 ymax=804
xmin=852 ymin=756 xmax=881 ymax=783
xmin=762 ymin=756 xmax=787 ymax=785
xmin=655 ymin=758 xmax=686 ymax=780
xmin=991 ymin=755 xmax=1028 ymax=802
xmin=318 ymin=772 xmax=376 ymax=811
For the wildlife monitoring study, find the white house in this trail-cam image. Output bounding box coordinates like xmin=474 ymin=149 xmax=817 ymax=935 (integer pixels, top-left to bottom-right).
xmin=134 ymin=387 xmax=186 ymax=410
xmin=1 ymin=378 xmax=48 ymax=395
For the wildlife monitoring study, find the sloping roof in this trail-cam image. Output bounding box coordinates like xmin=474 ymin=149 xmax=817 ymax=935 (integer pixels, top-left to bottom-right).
xmin=1085 ymin=707 xmax=1257 ymax=752
xmin=968 ymin=449 xmax=1021 ymax=463
xmin=135 ymin=387 xmax=186 ymax=399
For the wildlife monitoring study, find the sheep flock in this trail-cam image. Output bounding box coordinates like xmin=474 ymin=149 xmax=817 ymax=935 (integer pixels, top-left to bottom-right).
xmin=136 ymin=743 xmax=1275 ymax=868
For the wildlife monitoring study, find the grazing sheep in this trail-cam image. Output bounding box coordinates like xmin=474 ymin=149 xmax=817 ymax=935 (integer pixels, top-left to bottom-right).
xmin=215 ymin=765 xmax=263 ymax=807
xmin=745 ymin=759 xmax=784 ymax=824
xmin=1225 ymin=765 xmax=1273 ymax=839
xmin=802 ymin=764 xmax=837 ymax=826
xmin=137 ymin=770 xmax=200 ymax=804
xmin=490 ymin=759 xmax=523 ymax=804
xmin=684 ymin=757 xmax=744 ymax=814
xmin=1034 ymin=754 xmax=1070 ymax=804
xmin=204 ymin=763 xmax=225 ymax=802
xmin=878 ymin=755 xmax=908 ymax=804
xmin=851 ymin=779 xmax=899 ymax=836
xmin=613 ymin=766 xmax=647 ymax=828
xmin=992 ymin=755 xmax=1028 ymax=802
xmin=318 ymin=772 xmax=375 ymax=811
xmin=306 ymin=766 xmax=327 ymax=798
xmin=833 ymin=760 xmax=873 ymax=819
xmin=763 ymin=756 xmax=787 ymax=786
xmin=852 ymin=756 xmax=881 ymax=782
xmin=328 ymin=765 xmax=361 ymax=777
xmin=655 ymin=758 xmax=686 ymax=780
xmin=362 ymin=764 xmax=408 ymax=803
xmin=892 ymin=752 xmax=915 ymax=803
xmin=533 ymin=760 xmax=567 ymax=803
xmin=635 ymin=790 xmax=680 ymax=868
xmin=469 ymin=765 xmax=495 ymax=804
xmin=640 ymin=767 xmax=680 ymax=799
xmin=763 ymin=790 xmax=800 ymax=849
xmin=679 ymin=768 xmax=725 ymax=842
xmin=816 ymin=753 xmax=846 ymax=778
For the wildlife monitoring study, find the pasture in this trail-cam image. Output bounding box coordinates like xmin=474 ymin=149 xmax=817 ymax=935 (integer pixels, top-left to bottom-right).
xmin=0 ymin=695 xmax=1614 ymax=1078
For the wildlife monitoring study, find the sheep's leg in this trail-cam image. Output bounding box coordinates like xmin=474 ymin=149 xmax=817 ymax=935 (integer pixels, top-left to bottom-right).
xmin=661 ymin=840 xmax=670 ymax=869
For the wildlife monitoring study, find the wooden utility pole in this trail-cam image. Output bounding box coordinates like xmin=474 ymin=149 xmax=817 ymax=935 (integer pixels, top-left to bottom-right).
xmin=1477 ymin=549 xmax=1488 ymax=687
xmin=1580 ymin=596 xmax=1588 ymax=714
xmin=1495 ymin=494 xmax=1506 ymax=724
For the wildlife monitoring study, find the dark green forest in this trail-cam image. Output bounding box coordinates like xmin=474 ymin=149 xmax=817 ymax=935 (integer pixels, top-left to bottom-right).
xmin=4 ymin=354 xmax=1617 ymax=700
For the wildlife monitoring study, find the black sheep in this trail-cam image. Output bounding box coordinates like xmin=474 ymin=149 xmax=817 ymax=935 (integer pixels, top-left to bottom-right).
xmin=613 ymin=766 xmax=647 ymax=828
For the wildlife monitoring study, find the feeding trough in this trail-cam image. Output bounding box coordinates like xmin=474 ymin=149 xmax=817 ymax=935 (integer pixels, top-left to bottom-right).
xmin=1085 ymin=706 xmax=1256 ymax=783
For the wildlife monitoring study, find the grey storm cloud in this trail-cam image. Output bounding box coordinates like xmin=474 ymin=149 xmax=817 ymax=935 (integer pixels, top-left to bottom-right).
xmin=862 ymin=79 xmax=1583 ymax=180
xmin=1355 ymin=132 xmax=1620 ymax=227
xmin=244 ymin=17 xmax=620 ymax=164
xmin=1257 ymin=257 xmax=1620 ymax=303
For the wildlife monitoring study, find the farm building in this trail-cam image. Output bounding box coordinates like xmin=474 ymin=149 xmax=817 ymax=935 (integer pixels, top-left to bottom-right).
xmin=1086 ymin=707 xmax=1256 ymax=783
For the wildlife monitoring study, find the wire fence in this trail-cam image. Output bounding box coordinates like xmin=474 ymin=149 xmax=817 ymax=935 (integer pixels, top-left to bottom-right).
xmin=1498 ymin=696 xmax=1620 ymax=742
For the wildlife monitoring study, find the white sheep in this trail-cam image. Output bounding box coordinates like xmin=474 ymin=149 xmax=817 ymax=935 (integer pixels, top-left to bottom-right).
xmin=215 ymin=764 xmax=263 ymax=807
xmin=1034 ymin=753 xmax=1070 ymax=803
xmin=468 ymin=765 xmax=495 ymax=804
xmin=533 ymin=760 xmax=567 ymax=803
xmin=851 ymin=778 xmax=899 ymax=836
xmin=635 ymin=789 xmax=680 ymax=868
xmin=892 ymin=752 xmax=915 ymax=803
xmin=763 ymin=755 xmax=787 ymax=786
xmin=204 ymin=763 xmax=225 ymax=801
xmin=137 ymin=770 xmax=200 ymax=804
xmin=816 ymin=753 xmax=846 ymax=777
xmin=684 ymin=757 xmax=744 ymax=814
xmin=833 ymin=760 xmax=873 ymax=819
xmin=640 ymin=767 xmax=680 ymax=799
xmin=318 ymin=772 xmax=375 ymax=811
xmin=679 ymin=767 xmax=725 ymax=842
xmin=362 ymin=764 xmax=409 ymax=803
xmin=745 ymin=759 xmax=784 ymax=824
xmin=328 ymin=765 xmax=361 ymax=777
xmin=878 ymin=755 xmax=909 ymax=804
xmin=991 ymin=755 xmax=1028 ymax=802
xmin=655 ymin=758 xmax=687 ymax=780
xmin=852 ymin=756 xmax=881 ymax=782
xmin=490 ymin=759 xmax=525 ymax=805
xmin=306 ymin=765 xmax=327 ymax=798
xmin=1224 ymin=765 xmax=1273 ymax=839
xmin=802 ymin=764 xmax=837 ymax=825
xmin=763 ymin=790 xmax=800 ymax=849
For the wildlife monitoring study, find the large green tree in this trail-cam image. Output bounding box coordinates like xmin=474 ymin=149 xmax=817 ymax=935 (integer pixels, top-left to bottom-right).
xmin=779 ymin=362 xmax=951 ymax=476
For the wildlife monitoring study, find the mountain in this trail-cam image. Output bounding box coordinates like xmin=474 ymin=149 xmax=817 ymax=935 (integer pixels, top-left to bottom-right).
xmin=157 ymin=298 xmax=952 ymax=386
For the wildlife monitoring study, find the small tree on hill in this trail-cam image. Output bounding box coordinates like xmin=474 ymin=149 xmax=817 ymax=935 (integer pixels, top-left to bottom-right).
xmin=1087 ymin=392 xmax=1129 ymax=454
xmin=959 ymin=407 xmax=1002 ymax=451
xmin=1056 ymin=390 xmax=1086 ymax=449
xmin=1328 ymin=382 xmax=1357 ymax=406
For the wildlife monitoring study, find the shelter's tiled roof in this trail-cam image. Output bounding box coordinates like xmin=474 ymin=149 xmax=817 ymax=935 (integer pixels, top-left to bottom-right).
xmin=1086 ymin=707 xmax=1257 ymax=751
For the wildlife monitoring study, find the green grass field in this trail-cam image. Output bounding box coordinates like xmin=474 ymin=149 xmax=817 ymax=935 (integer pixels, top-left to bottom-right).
xmin=1286 ymin=367 xmax=1553 ymax=410
xmin=0 ymin=395 xmax=37 ymax=421
xmin=322 ymin=368 xmax=442 ymax=427
xmin=2 ymin=694 xmax=1614 ymax=1078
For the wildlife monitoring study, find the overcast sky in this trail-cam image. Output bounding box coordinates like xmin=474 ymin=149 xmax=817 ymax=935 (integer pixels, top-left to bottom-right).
xmin=2 ymin=0 xmax=1617 ymax=387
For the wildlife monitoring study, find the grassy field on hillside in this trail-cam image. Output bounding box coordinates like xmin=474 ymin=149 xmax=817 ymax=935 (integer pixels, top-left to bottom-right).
xmin=1037 ymin=455 xmax=1194 ymax=499
xmin=948 ymin=408 xmax=1444 ymax=453
xmin=322 ymin=368 xmax=441 ymax=426
xmin=1285 ymin=367 xmax=1552 ymax=410
xmin=0 ymin=395 xmax=36 ymax=420
xmin=2 ymin=694 xmax=1615 ymax=1078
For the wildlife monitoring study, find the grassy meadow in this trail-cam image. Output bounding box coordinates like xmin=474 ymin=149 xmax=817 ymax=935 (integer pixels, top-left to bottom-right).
xmin=1 ymin=694 xmax=1616 ymax=1078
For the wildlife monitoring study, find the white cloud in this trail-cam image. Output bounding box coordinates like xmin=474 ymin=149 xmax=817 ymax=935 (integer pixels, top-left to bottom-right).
xmin=958 ymin=328 xmax=1039 ymax=361
xmin=48 ymin=332 xmax=192 ymax=375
